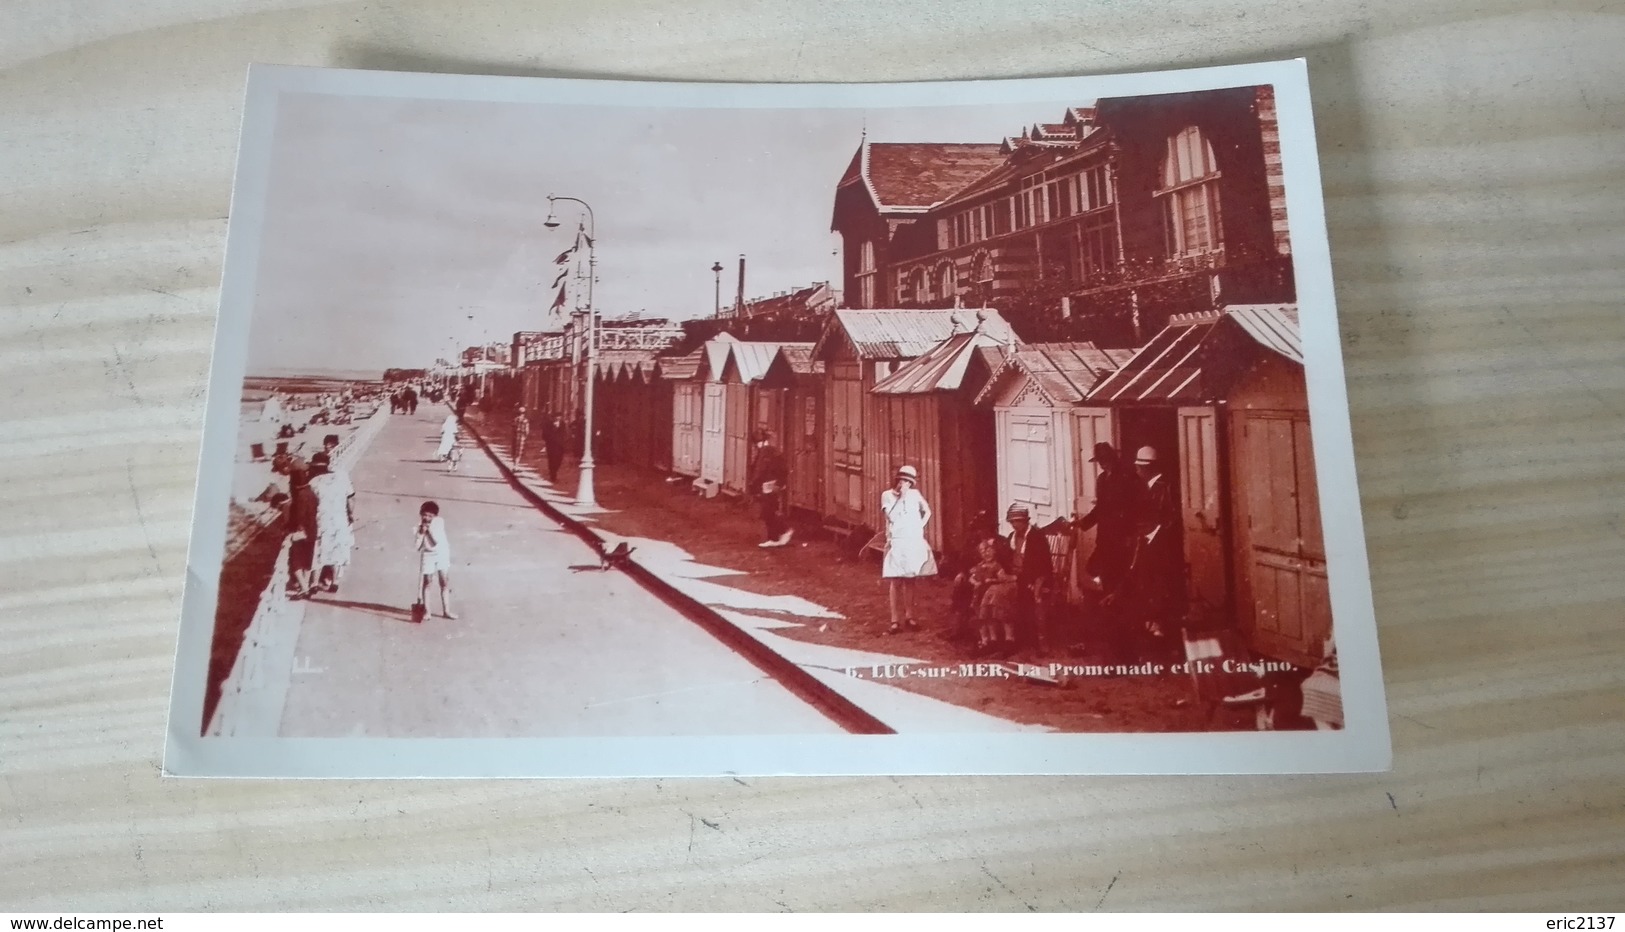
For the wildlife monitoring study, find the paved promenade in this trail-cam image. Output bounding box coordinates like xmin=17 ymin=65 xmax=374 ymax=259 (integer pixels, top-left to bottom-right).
xmin=276 ymin=406 xmax=842 ymax=738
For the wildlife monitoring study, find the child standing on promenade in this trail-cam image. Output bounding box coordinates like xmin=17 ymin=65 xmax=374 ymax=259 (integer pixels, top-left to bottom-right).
xmin=415 ymin=501 xmax=457 ymax=620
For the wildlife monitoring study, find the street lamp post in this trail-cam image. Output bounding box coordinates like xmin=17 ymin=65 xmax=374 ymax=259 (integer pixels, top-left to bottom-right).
xmin=711 ymin=261 xmax=724 ymax=318
xmin=543 ymin=194 xmax=598 ymax=507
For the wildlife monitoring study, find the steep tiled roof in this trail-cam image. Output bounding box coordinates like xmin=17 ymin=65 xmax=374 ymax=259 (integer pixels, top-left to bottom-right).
xmin=840 ymin=142 xmax=1007 ymax=211
xmin=815 ymin=307 xmax=1018 ymax=361
xmin=974 ymin=342 xmax=1135 ymax=406
xmin=871 ymin=329 xmax=1017 ymax=395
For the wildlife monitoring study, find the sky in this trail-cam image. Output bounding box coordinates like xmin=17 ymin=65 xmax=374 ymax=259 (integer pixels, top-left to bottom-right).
xmin=246 ymin=90 xmax=1090 ymax=375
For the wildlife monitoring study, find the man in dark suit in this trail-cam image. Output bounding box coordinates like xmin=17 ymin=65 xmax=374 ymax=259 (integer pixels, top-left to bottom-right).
xmin=749 ymin=429 xmax=791 ymax=548
xmin=1129 ymin=445 xmax=1185 ymax=658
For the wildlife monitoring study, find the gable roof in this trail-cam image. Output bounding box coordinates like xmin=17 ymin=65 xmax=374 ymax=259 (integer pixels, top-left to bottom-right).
xmin=721 ymin=342 xmax=814 ymax=384
xmin=698 ymin=332 xmax=739 ymax=381
xmin=837 ymin=142 xmax=1007 ymax=213
xmin=1086 ymin=305 xmax=1303 ymax=405
xmin=974 ymin=342 xmax=1136 ymax=406
xmin=813 ymin=307 xmax=1018 ymax=361
xmin=871 ymin=329 xmax=1018 ymax=395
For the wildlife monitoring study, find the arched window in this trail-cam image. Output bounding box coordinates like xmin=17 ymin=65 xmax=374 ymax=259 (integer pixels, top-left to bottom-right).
xmin=911 ymin=267 xmax=930 ymax=305
xmin=1159 ymin=125 xmax=1221 ymax=258
xmin=969 ymin=251 xmax=994 ymax=305
xmin=936 ymin=261 xmax=957 ymax=303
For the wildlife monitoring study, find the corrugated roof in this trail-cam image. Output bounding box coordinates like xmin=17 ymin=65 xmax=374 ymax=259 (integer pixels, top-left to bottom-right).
xmin=776 ymin=344 xmax=823 ymax=376
xmin=699 ymin=333 xmax=739 ymax=381
xmin=1221 ymin=304 xmax=1302 ymax=364
xmin=1086 ymin=305 xmax=1303 ymax=405
xmin=975 ymin=342 xmax=1136 ymax=405
xmin=816 ymin=307 xmax=1018 ymax=360
xmin=841 ymin=142 xmax=1008 ymax=211
xmin=872 ymin=329 xmax=1017 ymax=395
xmin=656 ymin=348 xmax=703 ymax=381
xmin=723 ymin=342 xmax=813 ymax=384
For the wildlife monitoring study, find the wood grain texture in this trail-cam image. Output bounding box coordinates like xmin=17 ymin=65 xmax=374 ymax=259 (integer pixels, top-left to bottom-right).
xmin=3 ymin=0 xmax=1622 ymax=912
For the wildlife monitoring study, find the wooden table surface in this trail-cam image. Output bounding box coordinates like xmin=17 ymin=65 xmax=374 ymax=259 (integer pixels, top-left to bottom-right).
xmin=3 ymin=0 xmax=1622 ymax=912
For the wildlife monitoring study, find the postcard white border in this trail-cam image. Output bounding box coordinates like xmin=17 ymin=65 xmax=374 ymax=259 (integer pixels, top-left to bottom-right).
xmin=165 ymin=58 xmax=1390 ymax=777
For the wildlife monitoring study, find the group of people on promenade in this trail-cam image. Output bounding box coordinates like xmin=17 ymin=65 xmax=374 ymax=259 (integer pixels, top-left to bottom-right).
xmin=945 ymin=441 xmax=1184 ymax=661
xmin=283 ymin=433 xmax=357 ymax=601
xmin=737 ymin=428 xmax=1186 ymax=661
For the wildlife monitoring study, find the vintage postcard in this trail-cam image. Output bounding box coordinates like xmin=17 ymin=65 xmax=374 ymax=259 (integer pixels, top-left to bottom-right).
xmin=165 ymin=59 xmax=1389 ymax=777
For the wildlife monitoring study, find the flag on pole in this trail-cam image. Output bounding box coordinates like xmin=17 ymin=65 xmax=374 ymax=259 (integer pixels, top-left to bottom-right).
xmin=550 ymin=286 xmax=567 ymax=311
xmin=551 ymin=267 xmax=568 ymax=289
xmin=553 ymin=246 xmax=575 ymax=265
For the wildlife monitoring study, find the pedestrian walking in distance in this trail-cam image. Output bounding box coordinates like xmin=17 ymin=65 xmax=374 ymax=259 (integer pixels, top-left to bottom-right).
xmin=414 ymin=501 xmax=457 ymax=619
xmin=880 ymin=464 xmax=935 ymax=634
xmin=542 ymin=413 xmax=567 ymax=483
xmin=436 ymin=412 xmax=458 ymax=461
xmin=513 ymin=405 xmax=531 ymax=460
xmin=749 ymin=428 xmax=792 ymax=548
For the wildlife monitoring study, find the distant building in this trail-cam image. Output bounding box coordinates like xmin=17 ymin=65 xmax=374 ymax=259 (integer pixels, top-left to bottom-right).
xmin=735 ymin=282 xmax=840 ymax=321
xmin=830 ymin=86 xmax=1293 ymax=346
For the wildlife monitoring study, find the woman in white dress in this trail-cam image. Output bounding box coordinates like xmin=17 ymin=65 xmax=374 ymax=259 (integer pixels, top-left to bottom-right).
xmin=307 ymin=451 xmax=355 ymax=593
xmin=435 ymin=413 xmax=458 ymax=460
xmin=880 ymin=464 xmax=935 ymax=634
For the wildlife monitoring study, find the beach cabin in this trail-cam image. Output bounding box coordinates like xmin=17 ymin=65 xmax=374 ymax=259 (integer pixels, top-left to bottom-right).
xmin=759 ymin=345 xmax=826 ymax=516
xmin=868 ymin=322 xmax=1016 ymax=561
xmin=974 ymin=343 xmax=1136 ymax=544
xmin=658 ymin=349 xmax=705 ymax=477
xmin=718 ymin=341 xmax=813 ymax=497
xmin=696 ymin=334 xmax=738 ymax=490
xmin=811 ymin=307 xmax=1018 ymax=537
xmin=1085 ymin=304 xmax=1327 ymax=667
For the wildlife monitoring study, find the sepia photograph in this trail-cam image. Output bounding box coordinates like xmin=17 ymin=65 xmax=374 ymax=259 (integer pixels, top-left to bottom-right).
xmin=164 ymin=60 xmax=1388 ymax=776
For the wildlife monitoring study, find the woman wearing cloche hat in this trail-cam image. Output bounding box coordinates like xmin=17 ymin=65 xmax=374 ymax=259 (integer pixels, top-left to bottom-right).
xmin=880 ymin=464 xmax=935 ymax=634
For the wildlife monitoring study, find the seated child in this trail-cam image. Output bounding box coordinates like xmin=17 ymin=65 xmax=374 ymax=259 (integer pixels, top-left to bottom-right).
xmin=967 ymin=536 xmax=1018 ymax=653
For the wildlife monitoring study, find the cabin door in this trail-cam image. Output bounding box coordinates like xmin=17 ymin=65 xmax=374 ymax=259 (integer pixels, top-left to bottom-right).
xmin=1238 ymin=412 xmax=1330 ymax=666
xmin=700 ymin=383 xmax=726 ymax=484
xmin=1004 ymin=410 xmax=1058 ymax=525
xmin=829 ymin=375 xmax=865 ymax=522
xmin=1179 ymin=406 xmax=1228 ymax=616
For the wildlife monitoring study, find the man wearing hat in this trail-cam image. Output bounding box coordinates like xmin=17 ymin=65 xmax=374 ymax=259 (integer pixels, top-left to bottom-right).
xmin=749 ymin=428 xmax=791 ymax=548
xmin=1001 ymin=501 xmax=1053 ymax=653
xmin=1072 ymin=442 xmax=1139 ymax=599
xmin=1129 ymin=445 xmax=1185 ymax=653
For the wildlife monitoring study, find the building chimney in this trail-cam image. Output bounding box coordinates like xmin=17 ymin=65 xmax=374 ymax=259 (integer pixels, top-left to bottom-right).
xmin=735 ymin=255 xmax=746 ymax=318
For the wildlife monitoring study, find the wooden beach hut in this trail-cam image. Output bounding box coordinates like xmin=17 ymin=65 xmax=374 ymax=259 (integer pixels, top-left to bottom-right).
xmin=759 ymin=345 xmax=826 ymax=516
xmin=658 ymin=349 xmax=705 ymax=477
xmin=868 ymin=321 xmax=1017 ymax=561
xmin=697 ymin=334 xmax=737 ymax=490
xmin=1085 ymin=304 xmax=1327 ymax=667
xmin=811 ymin=307 xmax=1017 ymax=538
xmin=974 ymin=342 xmax=1135 ymax=531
